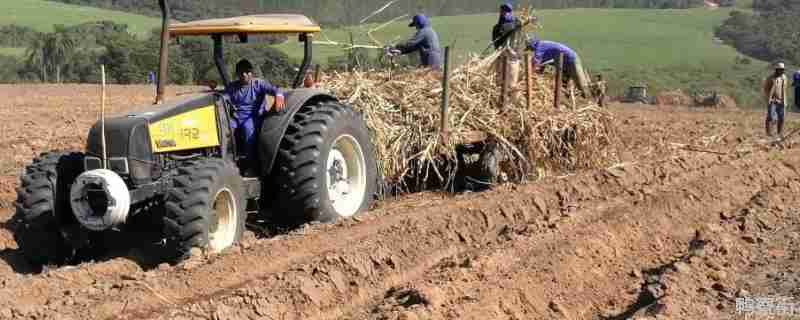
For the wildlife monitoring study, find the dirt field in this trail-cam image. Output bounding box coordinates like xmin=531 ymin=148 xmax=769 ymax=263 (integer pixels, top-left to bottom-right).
xmin=0 ymin=85 xmax=798 ymax=320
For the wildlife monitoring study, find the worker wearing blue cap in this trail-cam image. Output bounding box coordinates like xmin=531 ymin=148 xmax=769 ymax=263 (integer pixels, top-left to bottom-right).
xmin=492 ymin=3 xmax=523 ymax=50
xmin=491 ymin=3 xmax=524 ymax=89
xmin=389 ymin=14 xmax=442 ymax=69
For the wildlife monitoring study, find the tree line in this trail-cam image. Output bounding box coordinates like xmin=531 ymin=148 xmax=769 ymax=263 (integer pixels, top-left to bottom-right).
xmin=50 ymin=0 xmax=711 ymax=26
xmin=715 ymin=0 xmax=799 ymax=66
xmin=0 ymin=21 xmax=298 ymax=85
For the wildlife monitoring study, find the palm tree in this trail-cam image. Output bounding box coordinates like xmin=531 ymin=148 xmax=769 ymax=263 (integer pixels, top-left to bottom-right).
xmin=24 ymin=33 xmax=48 ymax=82
xmin=23 ymin=29 xmax=76 ymax=83
xmin=45 ymin=29 xmax=77 ymax=83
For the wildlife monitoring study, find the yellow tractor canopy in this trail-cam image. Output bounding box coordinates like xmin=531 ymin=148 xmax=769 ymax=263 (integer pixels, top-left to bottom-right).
xmin=169 ymin=14 xmax=321 ymax=36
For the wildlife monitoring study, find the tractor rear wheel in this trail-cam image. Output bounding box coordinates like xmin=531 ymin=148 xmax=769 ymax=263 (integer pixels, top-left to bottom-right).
xmin=272 ymin=101 xmax=377 ymax=224
xmin=13 ymin=152 xmax=85 ymax=267
xmin=163 ymin=159 xmax=246 ymax=262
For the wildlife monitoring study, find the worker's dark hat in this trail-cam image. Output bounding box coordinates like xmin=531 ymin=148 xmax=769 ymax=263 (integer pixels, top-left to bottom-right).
xmin=500 ymin=3 xmax=513 ymax=12
xmin=235 ymin=59 xmax=254 ymax=74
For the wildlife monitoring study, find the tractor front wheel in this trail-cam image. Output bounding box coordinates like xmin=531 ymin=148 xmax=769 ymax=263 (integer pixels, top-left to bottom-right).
xmin=163 ymin=159 xmax=246 ymax=262
xmin=13 ymin=152 xmax=85 ymax=268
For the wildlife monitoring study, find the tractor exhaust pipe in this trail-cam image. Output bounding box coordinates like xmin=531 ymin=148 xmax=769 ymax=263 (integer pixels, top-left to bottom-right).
xmin=155 ymin=0 xmax=170 ymax=104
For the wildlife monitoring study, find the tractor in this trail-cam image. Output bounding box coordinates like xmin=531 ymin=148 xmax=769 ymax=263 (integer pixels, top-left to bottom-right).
xmin=621 ymin=85 xmax=654 ymax=104
xmin=12 ymin=0 xmax=378 ymax=266
xmin=691 ymin=89 xmax=722 ymax=107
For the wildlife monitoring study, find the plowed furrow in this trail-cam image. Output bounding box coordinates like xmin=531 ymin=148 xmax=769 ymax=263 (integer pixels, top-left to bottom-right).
xmin=126 ymin=153 xmax=763 ymax=319
xmin=348 ymin=149 xmax=800 ymax=319
xmin=0 ymin=113 xmax=771 ymax=320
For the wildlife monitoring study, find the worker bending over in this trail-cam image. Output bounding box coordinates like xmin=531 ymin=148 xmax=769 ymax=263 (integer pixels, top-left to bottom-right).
xmin=526 ymin=38 xmax=590 ymax=98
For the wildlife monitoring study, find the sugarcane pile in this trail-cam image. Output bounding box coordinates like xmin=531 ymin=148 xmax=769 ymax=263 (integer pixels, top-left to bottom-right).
xmin=320 ymin=51 xmax=619 ymax=193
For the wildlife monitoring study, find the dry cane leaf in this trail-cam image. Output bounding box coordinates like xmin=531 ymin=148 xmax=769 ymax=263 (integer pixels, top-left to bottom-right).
xmin=319 ymin=52 xmax=619 ymax=193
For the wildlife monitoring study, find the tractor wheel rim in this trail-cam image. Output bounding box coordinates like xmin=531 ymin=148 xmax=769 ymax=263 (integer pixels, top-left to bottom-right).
xmin=209 ymin=188 xmax=237 ymax=252
xmin=326 ymin=134 xmax=367 ymax=217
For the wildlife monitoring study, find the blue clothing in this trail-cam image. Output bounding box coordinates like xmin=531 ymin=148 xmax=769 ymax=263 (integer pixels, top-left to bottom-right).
xmin=493 ymin=12 xmax=521 ymax=49
xmin=528 ymin=40 xmax=578 ymax=66
xmin=396 ymin=21 xmax=442 ymax=69
xmin=793 ymin=71 xmax=800 ymax=86
xmin=225 ymin=79 xmax=283 ymax=164
xmin=231 ymin=116 xmax=262 ymax=168
xmin=768 ymin=101 xmax=785 ymax=122
xmin=225 ymin=79 xmax=283 ymax=117
xmin=409 ymin=14 xmax=429 ymax=28
xmin=795 ymin=87 xmax=800 ymax=109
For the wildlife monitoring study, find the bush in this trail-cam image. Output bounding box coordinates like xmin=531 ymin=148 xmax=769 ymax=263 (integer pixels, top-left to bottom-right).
xmin=716 ymin=8 xmax=800 ymax=66
xmin=0 ymin=55 xmax=21 ymax=83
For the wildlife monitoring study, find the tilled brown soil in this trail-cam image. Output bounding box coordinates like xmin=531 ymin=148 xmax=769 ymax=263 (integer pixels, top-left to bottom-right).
xmin=0 ymin=86 xmax=797 ymax=320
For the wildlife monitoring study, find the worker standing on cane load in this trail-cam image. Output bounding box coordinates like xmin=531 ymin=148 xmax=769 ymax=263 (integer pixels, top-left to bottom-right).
xmin=525 ymin=38 xmax=590 ymax=98
xmin=492 ymin=3 xmax=523 ymax=50
xmin=492 ymin=3 xmax=523 ymax=88
xmin=764 ymin=62 xmax=788 ymax=138
xmin=387 ymin=14 xmax=442 ymax=70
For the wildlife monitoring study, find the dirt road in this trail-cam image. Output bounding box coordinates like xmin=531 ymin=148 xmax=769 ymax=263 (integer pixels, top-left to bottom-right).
xmin=0 ymin=85 xmax=797 ymax=320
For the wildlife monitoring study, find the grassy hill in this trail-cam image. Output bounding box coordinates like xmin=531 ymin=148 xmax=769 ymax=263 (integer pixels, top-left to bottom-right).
xmin=280 ymin=7 xmax=768 ymax=107
xmin=0 ymin=0 xmax=160 ymax=59
xmin=0 ymin=0 xmax=159 ymax=36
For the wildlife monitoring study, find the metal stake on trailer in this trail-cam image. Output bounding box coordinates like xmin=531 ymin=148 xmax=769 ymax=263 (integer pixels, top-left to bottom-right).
xmin=440 ymin=46 xmax=451 ymax=144
xmin=526 ymin=53 xmax=533 ymax=111
xmin=554 ymin=52 xmax=564 ymax=109
xmin=499 ymin=52 xmax=509 ymax=110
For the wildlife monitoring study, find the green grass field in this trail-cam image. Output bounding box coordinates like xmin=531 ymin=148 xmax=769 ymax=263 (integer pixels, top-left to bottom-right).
xmin=0 ymin=0 xmax=159 ymax=36
xmin=279 ymin=7 xmax=768 ymax=107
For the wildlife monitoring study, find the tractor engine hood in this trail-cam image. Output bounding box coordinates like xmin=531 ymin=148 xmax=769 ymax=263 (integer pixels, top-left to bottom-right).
xmin=86 ymin=94 xmax=219 ymax=185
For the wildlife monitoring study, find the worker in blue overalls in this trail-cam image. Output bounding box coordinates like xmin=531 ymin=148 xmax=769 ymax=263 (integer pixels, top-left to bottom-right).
xmin=225 ymin=59 xmax=285 ymax=177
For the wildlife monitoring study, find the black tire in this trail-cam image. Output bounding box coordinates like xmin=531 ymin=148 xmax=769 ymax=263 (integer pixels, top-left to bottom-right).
xmin=455 ymin=142 xmax=501 ymax=192
xmin=478 ymin=143 xmax=501 ymax=183
xmin=12 ymin=152 xmax=84 ymax=267
xmin=163 ymin=159 xmax=246 ymax=262
xmin=272 ymin=101 xmax=377 ymax=224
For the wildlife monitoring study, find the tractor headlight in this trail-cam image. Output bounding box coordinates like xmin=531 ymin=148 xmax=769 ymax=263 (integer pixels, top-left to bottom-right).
xmin=108 ymin=157 xmax=130 ymax=175
xmin=128 ymin=158 xmax=153 ymax=184
xmin=85 ymin=156 xmax=103 ymax=171
xmin=84 ymin=156 xmax=130 ymax=176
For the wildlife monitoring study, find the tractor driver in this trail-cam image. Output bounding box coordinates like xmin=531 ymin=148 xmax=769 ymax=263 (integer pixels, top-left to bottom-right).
xmin=226 ymin=59 xmax=286 ymax=177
